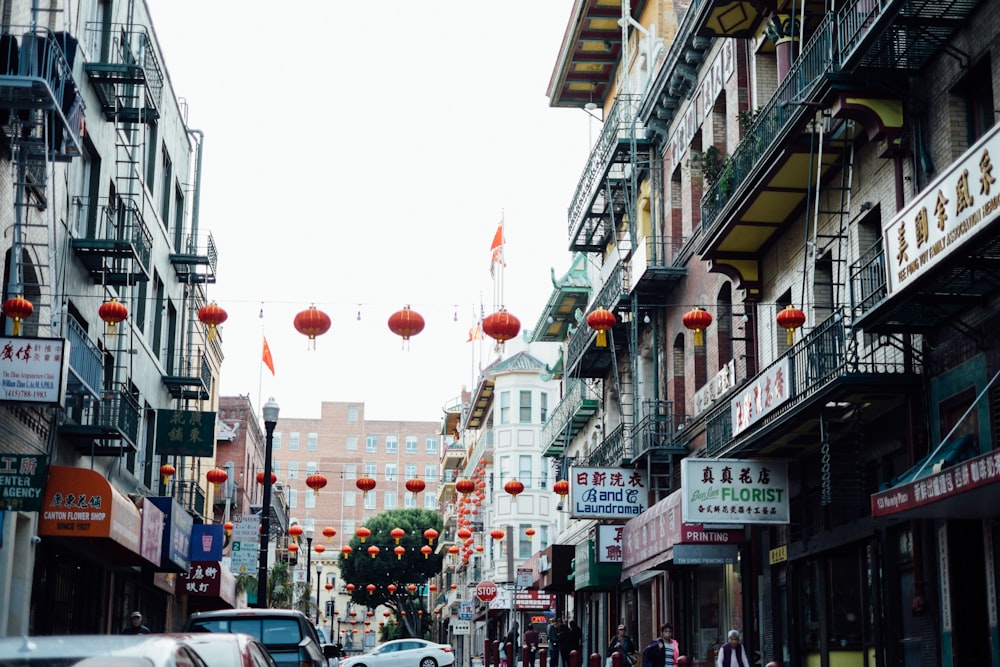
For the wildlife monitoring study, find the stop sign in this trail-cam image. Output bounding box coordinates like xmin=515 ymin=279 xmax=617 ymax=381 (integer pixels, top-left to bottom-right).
xmin=475 ymin=580 xmax=498 ymax=602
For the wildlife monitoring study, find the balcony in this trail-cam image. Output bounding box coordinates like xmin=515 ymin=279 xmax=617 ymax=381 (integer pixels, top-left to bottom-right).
xmin=441 ymin=442 xmax=466 ymax=468
xmin=565 ymin=263 xmax=628 ymax=378
xmin=69 ymin=198 xmax=152 ymax=285
xmin=84 ymin=24 xmax=163 ymax=122
xmin=468 ymin=430 xmax=494 ymax=468
xmin=59 ymin=383 xmax=141 ymax=456
xmin=172 ymin=480 xmax=206 ymax=519
xmin=162 ymin=351 xmax=211 ymax=400
xmin=631 ymin=400 xmax=684 ymax=460
xmin=0 ymin=27 xmax=84 ymax=160
xmin=703 ymin=307 xmax=919 ymax=459
xmin=170 ymin=233 xmax=218 ymax=285
xmin=568 ymin=94 xmax=649 ymax=253
xmin=542 ymin=379 xmax=599 ymax=456
xmin=583 ymin=423 xmax=630 ymax=467
xmin=628 ymin=235 xmax=687 ymax=299
xmin=65 ymin=317 xmax=102 ymax=397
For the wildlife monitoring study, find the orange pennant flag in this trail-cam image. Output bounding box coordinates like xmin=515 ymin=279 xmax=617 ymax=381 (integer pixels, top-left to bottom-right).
xmin=489 ymin=221 xmax=505 ymax=276
xmin=262 ymin=337 xmax=275 ymax=375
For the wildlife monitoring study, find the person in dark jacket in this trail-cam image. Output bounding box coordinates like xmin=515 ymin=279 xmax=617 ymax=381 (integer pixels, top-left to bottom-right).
xmin=641 ymin=623 xmax=679 ymax=667
xmin=121 ymin=611 xmax=150 ymax=635
xmin=560 ymin=620 xmax=582 ymax=667
xmin=547 ymin=619 xmax=562 ymax=667
xmin=608 ymin=625 xmax=634 ymax=665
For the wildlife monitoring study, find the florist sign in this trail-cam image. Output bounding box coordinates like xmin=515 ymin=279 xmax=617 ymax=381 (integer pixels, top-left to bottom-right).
xmin=680 ymin=459 xmax=789 ymax=525
xmin=569 ymin=465 xmax=648 ymax=519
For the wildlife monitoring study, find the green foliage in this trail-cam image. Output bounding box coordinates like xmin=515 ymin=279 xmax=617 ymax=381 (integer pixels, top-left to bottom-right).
xmin=268 ymin=560 xmax=294 ymax=608
xmin=338 ymin=509 xmax=443 ymax=638
xmin=693 ymin=146 xmax=729 ymax=188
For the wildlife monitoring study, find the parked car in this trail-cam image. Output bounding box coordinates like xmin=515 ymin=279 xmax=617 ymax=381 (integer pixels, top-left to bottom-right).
xmin=338 ymin=639 xmax=455 ymax=667
xmin=0 ymin=634 xmax=211 ymax=667
xmin=183 ymin=608 xmax=335 ymax=667
xmin=179 ymin=632 xmax=278 ymax=667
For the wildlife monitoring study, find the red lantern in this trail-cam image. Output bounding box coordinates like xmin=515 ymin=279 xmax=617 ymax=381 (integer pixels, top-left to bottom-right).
xmin=455 ymin=478 xmax=475 ymax=496
xmin=2 ymin=295 xmax=32 ymax=336
xmin=366 ymin=584 xmax=376 ymax=594
xmin=289 ymin=524 xmax=304 ymax=539
xmin=405 ymin=478 xmax=426 ymax=495
xmin=553 ymin=479 xmax=570 ymax=498
xmin=504 ymin=479 xmax=524 ymax=497
xmin=323 ymin=527 xmax=337 ymax=542
xmin=288 ymin=543 xmax=299 ymax=553
xmin=314 ymin=544 xmax=326 ymax=554
xmin=421 ymin=545 xmax=432 ymax=559
xmin=682 ymin=306 xmax=713 ymax=346
xmin=429 ymin=584 xmax=438 ymax=592
xmin=394 ymin=546 xmax=406 ymax=560
xmin=457 ymin=528 xmax=472 ymax=540
xmin=407 ymin=584 xmax=417 ymax=594
xmin=347 ymin=586 xmax=356 ymax=595
xmin=341 ymin=545 xmax=353 ymax=559
xmin=447 ymin=546 xmax=460 ymax=556
xmin=206 ymin=467 xmax=228 ymax=494
xmin=99 ymin=298 xmax=128 ymax=336
xmin=482 ymin=308 xmax=521 ymax=347
xmin=325 ymin=582 xmax=334 ymax=591
xmin=475 ymin=545 xmax=484 ymax=553
xmin=305 ymin=474 xmax=328 ymax=496
xmin=387 ymin=305 xmax=425 ymax=348
xmin=197 ymin=302 xmax=228 ymax=341
xmin=387 ymin=584 xmax=397 ymax=594
xmin=256 ymin=471 xmax=277 ymax=485
xmin=223 ymin=521 xmax=234 ymax=536
xmin=356 ymin=527 xmax=371 ymax=543
xmin=293 ymin=305 xmax=331 ymax=349
xmin=586 ymin=306 xmax=617 ymax=347
xmin=356 ymin=475 xmax=376 ymax=496
xmin=390 ymin=528 xmax=406 ymax=544
xmin=450 ymin=584 xmax=458 ymax=590
xmin=490 ymin=528 xmax=505 ymax=540
xmin=525 ymin=528 xmax=536 ymax=537
xmin=776 ymin=305 xmax=806 ymax=345
xmin=423 ymin=528 xmax=439 ymax=544
xmin=367 ymin=545 xmax=380 ymax=559
xmin=159 ymin=463 xmax=175 ymax=486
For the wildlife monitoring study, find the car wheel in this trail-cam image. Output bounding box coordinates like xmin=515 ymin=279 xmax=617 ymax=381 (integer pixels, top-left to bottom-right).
xmin=419 ymin=658 xmax=438 ymax=667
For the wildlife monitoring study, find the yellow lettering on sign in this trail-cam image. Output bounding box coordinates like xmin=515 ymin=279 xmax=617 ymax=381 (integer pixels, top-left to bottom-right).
xmin=769 ymin=545 xmax=787 ymax=565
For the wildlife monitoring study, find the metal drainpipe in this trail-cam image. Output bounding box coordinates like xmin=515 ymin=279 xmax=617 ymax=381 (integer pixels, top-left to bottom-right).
xmin=182 ymin=130 xmax=205 ymax=387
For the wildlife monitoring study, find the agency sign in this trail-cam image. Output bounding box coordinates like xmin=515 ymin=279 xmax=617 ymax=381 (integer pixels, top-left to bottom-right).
xmin=0 ymin=453 xmax=48 ymax=511
xmin=569 ymin=466 xmax=648 ymax=519
xmin=680 ymin=458 xmax=789 ymax=525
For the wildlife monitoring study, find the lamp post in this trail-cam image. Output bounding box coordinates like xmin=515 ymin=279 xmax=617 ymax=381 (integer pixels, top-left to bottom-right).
xmin=255 ymin=397 xmax=280 ymax=608
xmin=305 ymin=525 xmax=315 ymax=615
xmin=315 ymin=561 xmax=323 ymax=625
xmin=328 ymin=574 xmax=337 ymax=639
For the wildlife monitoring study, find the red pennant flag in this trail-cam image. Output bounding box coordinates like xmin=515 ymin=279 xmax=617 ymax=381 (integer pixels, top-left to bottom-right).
xmin=489 ymin=221 xmax=505 ymax=276
xmin=262 ymin=337 xmax=275 ymax=375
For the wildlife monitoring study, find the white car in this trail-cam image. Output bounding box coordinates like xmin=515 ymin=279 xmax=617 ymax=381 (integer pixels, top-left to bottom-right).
xmin=339 ymin=639 xmax=455 ymax=667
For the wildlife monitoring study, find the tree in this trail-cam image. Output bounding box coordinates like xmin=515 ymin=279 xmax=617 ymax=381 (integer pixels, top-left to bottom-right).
xmin=338 ymin=508 xmax=444 ymax=638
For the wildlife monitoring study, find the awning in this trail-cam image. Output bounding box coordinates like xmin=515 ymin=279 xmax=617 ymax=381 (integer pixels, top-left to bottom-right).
xmin=871 ymin=444 xmax=1000 ymax=520
xmin=179 ymin=560 xmax=237 ymax=608
xmin=39 ymin=465 xmax=143 ymax=564
xmin=538 ymin=544 xmax=575 ymax=592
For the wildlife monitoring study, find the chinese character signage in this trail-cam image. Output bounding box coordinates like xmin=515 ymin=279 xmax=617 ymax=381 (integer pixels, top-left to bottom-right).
xmin=569 ymin=465 xmax=648 ymax=519
xmin=0 ymin=453 xmax=48 ymax=511
xmin=155 ymin=409 xmax=217 ymax=456
xmin=730 ymin=357 xmax=790 ymax=437
xmin=680 ymin=459 xmax=789 ymax=525
xmin=514 ymin=589 xmax=556 ymax=611
xmin=884 ymin=122 xmax=1000 ymax=295
xmin=597 ymin=525 xmax=624 ymax=563
xmin=179 ymin=560 xmax=237 ymax=607
xmin=871 ymin=449 xmax=1000 ymax=518
xmin=0 ymin=337 xmax=66 ymax=404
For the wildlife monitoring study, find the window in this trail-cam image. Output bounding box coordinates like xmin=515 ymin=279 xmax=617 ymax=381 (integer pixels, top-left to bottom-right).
xmin=307 ymin=433 xmax=318 ymax=451
xmin=366 ymin=436 xmax=378 ymax=453
xmin=499 ymin=392 xmax=510 ymax=424
xmin=272 ymin=461 xmax=281 ymax=476
xmin=539 ymin=464 xmax=549 ymax=489
xmin=519 ymin=391 xmax=532 ymax=423
xmin=343 ymin=491 xmax=356 ymax=507
xmin=540 ymin=392 xmax=549 ymax=423
xmin=344 ymin=464 xmax=357 ymax=480
xmin=305 ymin=489 xmax=316 ymax=509
xmin=273 ymin=433 xmax=282 ymax=451
xmin=287 ymin=488 xmax=297 ymax=508
xmin=385 ymin=463 xmax=397 ymax=482
xmin=386 ymin=436 xmax=398 ymax=453
xmin=347 ymin=405 xmax=360 ymax=422
xmin=160 ymin=147 xmax=172 ymax=226
xmin=404 ymin=491 xmax=416 ymax=508
xmin=443 ymin=469 xmax=456 ymax=483
xmin=288 ymin=462 xmax=298 ymax=479
xmin=518 ymin=522 xmax=532 ymax=558
xmin=405 ymin=464 xmax=417 ymax=479
xmin=956 ymin=57 xmax=995 ymax=145
xmin=424 ymin=494 xmax=437 ymax=510
xmin=346 ymin=435 xmax=358 ymax=451
xmin=405 ymin=436 xmax=417 ymax=453
xmin=424 ymin=464 xmax=437 ymax=482
xmin=343 ymin=519 xmax=356 ymax=536
xmin=364 ymin=492 xmax=376 ymax=510
xmin=306 ymin=462 xmax=317 ymax=476
xmin=425 ymin=436 xmax=438 ymax=453
xmin=288 ymin=433 xmax=300 ymax=451
xmin=365 ymin=463 xmax=377 ymax=477
xmin=385 ymin=491 xmax=397 ymax=509
xmin=519 ymin=455 xmax=532 ymax=488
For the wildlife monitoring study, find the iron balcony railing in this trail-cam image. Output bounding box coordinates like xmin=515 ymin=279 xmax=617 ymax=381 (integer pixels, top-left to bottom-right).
xmin=468 ymin=430 xmax=494 ymax=468
xmin=64 ymin=383 xmax=141 ymax=446
xmin=705 ymin=307 xmax=915 ymax=456
xmin=65 ymin=317 xmax=102 ymax=396
xmin=632 ymin=400 xmax=681 ymax=458
xmin=849 ymin=238 xmax=887 ymax=319
xmin=565 ymin=263 xmax=627 ymax=372
xmin=98 ymin=199 xmax=153 ymax=270
xmin=541 ymin=379 xmax=598 ymax=453
xmin=172 ymin=479 xmax=206 ymax=518
xmin=585 ymin=423 xmax=630 ymax=467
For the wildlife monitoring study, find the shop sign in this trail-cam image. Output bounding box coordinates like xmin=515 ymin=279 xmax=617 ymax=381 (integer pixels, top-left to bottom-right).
xmin=38 ymin=465 xmax=141 ymax=554
xmin=597 ymin=525 xmax=623 ymax=563
xmin=179 ymin=560 xmax=237 ymax=607
xmin=693 ymin=360 xmax=735 ymax=417
xmin=0 ymin=336 xmax=66 ymax=404
xmin=672 ymin=544 xmax=739 ymax=565
xmin=191 ymin=524 xmax=225 ymax=560
xmin=459 ymin=601 xmax=474 ymax=620
xmin=149 ymin=497 xmax=192 ymax=572
xmin=451 ymin=619 xmax=471 ymax=634
xmin=680 ymin=459 xmax=789 ymax=525
xmin=0 ymin=453 xmax=48 ymax=511
xmin=730 ymin=357 xmax=790 ymax=436
xmin=140 ymin=498 xmax=164 ymax=566
xmin=884 ymin=121 xmax=1000 ymax=295
xmin=488 ymin=585 xmax=512 ymax=611
xmin=569 ymin=465 xmax=648 ymax=519
xmin=514 ymin=589 xmax=556 ymax=611
xmin=155 ymin=409 xmax=217 ymax=456
xmin=871 ymin=448 xmax=1000 ymax=518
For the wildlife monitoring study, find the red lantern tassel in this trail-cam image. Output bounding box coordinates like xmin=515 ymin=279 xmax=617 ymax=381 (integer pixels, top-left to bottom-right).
xmin=596 ymin=331 xmax=607 ymax=347
xmin=786 ymin=328 xmax=795 ymax=346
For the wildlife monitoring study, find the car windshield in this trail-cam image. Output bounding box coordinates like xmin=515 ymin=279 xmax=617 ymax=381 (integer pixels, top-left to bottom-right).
xmin=184 ymin=639 xmax=240 ymax=665
xmin=189 ymin=618 xmax=302 ymax=647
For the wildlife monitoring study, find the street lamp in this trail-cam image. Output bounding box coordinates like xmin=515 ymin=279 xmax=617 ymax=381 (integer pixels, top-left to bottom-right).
xmin=305 ymin=525 xmax=315 ymax=615
xmin=255 ymin=397 xmax=280 ymax=608
xmin=315 ymin=561 xmax=323 ymax=625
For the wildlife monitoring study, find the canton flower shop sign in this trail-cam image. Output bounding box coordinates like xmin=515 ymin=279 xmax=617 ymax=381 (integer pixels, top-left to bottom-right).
xmin=680 ymin=459 xmax=789 ymax=525
xmin=569 ymin=465 xmax=648 ymax=519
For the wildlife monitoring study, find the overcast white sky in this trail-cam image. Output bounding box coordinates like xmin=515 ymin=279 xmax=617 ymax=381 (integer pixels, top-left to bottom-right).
xmin=145 ymin=1 xmax=595 ymax=422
